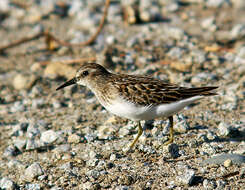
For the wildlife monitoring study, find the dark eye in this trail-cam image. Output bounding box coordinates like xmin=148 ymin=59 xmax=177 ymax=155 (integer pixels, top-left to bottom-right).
xmin=82 ymin=71 xmax=89 ymax=76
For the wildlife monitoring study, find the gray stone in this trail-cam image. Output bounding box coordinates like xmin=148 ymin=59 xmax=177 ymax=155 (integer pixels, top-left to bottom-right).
xmin=67 ymin=134 xmax=80 ymax=143
xmin=86 ymin=158 xmax=99 ymax=167
xmin=203 ymin=179 xmax=217 ymax=190
xmin=176 ymin=165 xmax=196 ymax=186
xmin=13 ymin=138 xmax=26 ymax=151
xmin=174 ymin=115 xmax=190 ymax=133
xmin=201 ymin=143 xmax=218 ymax=155
xmin=230 ymin=24 xmax=245 ymax=39
xmin=25 ymin=183 xmax=41 ymax=190
xmin=237 ymin=46 xmax=245 ymax=58
xmin=68 ymin=0 xmax=84 ymax=16
xmin=7 ymin=159 xmax=25 ymax=170
xmin=53 ymin=144 xmax=71 ymax=153
xmin=191 ymin=72 xmax=217 ymax=84
xmin=201 ymin=17 xmax=217 ymax=32
xmin=206 ymin=0 xmax=230 ymax=8
xmin=32 ymin=98 xmax=45 ymax=109
xmin=190 ymin=49 xmax=206 ymax=64
xmin=10 ymin=101 xmax=25 ymax=113
xmin=26 ymin=123 xmax=43 ymax=138
xmin=23 ymin=163 xmax=44 ymax=182
xmin=84 ymin=133 xmax=97 ymax=143
xmin=59 ymin=162 xmax=72 ymax=171
xmin=86 ymin=169 xmax=100 ymax=179
xmin=168 ymin=143 xmax=180 ymax=158
xmin=166 ymin=27 xmax=185 ymax=40
xmin=106 ymin=35 xmax=116 ymax=45
xmin=26 ymin=139 xmax=41 ymax=150
xmin=167 ymin=47 xmax=185 ymax=59
xmin=0 ymin=177 xmax=16 ymax=190
xmin=218 ymin=122 xmax=231 ymax=136
xmin=3 ymin=145 xmax=20 ymax=157
xmin=202 ymin=154 xmax=245 ymax=165
xmin=40 ymin=130 xmax=58 ymax=144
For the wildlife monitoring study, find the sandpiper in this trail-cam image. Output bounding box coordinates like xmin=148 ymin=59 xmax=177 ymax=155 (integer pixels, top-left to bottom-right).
xmin=56 ymin=62 xmax=218 ymax=150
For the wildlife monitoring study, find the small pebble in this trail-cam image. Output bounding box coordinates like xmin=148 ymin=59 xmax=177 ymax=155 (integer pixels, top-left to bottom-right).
xmin=40 ymin=130 xmax=59 ymax=144
xmin=168 ymin=143 xmax=180 ymax=159
xmin=23 ymin=163 xmax=44 ymax=182
xmin=67 ymin=134 xmax=80 ymax=143
xmin=0 ymin=177 xmax=16 ymax=190
xmin=224 ymin=159 xmax=232 ymax=167
xmin=202 ymin=154 xmax=245 ymax=165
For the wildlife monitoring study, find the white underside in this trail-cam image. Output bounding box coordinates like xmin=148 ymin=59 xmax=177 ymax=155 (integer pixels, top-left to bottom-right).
xmin=102 ymin=96 xmax=204 ymax=121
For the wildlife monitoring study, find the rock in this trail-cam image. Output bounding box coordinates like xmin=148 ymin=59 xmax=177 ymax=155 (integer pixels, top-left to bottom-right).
xmin=173 ymin=115 xmax=190 ymax=133
xmin=0 ymin=177 xmax=16 ymax=190
xmin=31 ymin=98 xmax=45 ymax=109
xmin=166 ymin=27 xmax=185 ymax=40
xmin=224 ymin=159 xmax=232 ymax=167
xmin=191 ymin=72 xmax=217 ymax=84
xmin=167 ymin=47 xmax=185 ymax=59
xmin=202 ymin=154 xmax=245 ymax=165
xmin=40 ymin=130 xmax=58 ymax=144
xmin=7 ymin=159 xmax=25 ymax=170
xmin=230 ymin=24 xmax=245 ymax=39
xmin=67 ymin=134 xmax=80 ymax=143
xmin=86 ymin=169 xmax=100 ymax=179
xmin=168 ymin=143 xmax=180 ymax=158
xmin=59 ymin=162 xmax=72 ymax=171
xmin=234 ymin=142 xmax=245 ymax=154
xmin=12 ymin=74 xmax=36 ymax=90
xmin=205 ymin=0 xmax=230 ymax=8
xmin=237 ymin=46 xmax=245 ymax=58
xmin=97 ymin=125 xmax=116 ymax=139
xmin=13 ymin=138 xmax=26 ymax=151
xmin=203 ymin=179 xmax=217 ymax=189
xmin=84 ymin=133 xmax=97 ymax=143
xmin=176 ymin=165 xmax=196 ymax=186
xmin=106 ymin=35 xmax=116 ymax=45
xmin=3 ymin=145 xmax=20 ymax=157
xmin=10 ymin=101 xmax=25 ymax=113
xmin=25 ymin=183 xmax=41 ymax=190
xmin=201 ymin=17 xmax=217 ymax=32
xmin=26 ymin=139 xmax=41 ymax=150
xmin=0 ymin=0 xmax=10 ymax=12
xmin=218 ymin=122 xmax=230 ymax=136
xmin=44 ymin=62 xmax=76 ymax=79
xmin=217 ymin=122 xmax=240 ymax=137
xmin=201 ymin=143 xmax=218 ymax=155
xmin=23 ymin=163 xmax=44 ymax=182
xmin=10 ymin=122 xmax=28 ymax=137
xmin=53 ymin=144 xmax=71 ymax=153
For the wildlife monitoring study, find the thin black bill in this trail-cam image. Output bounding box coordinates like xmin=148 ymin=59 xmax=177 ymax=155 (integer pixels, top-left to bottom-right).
xmin=56 ymin=78 xmax=77 ymax=91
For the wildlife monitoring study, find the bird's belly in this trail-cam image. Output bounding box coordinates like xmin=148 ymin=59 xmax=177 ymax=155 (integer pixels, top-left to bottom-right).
xmin=103 ymin=96 xmax=203 ymax=121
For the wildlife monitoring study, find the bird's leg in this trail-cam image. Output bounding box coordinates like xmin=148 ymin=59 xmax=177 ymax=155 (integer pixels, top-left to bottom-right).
xmin=164 ymin=116 xmax=174 ymax=145
xmin=129 ymin=121 xmax=143 ymax=149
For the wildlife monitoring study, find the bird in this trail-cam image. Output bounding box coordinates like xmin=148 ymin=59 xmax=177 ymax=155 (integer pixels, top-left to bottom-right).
xmin=56 ymin=62 xmax=218 ymax=150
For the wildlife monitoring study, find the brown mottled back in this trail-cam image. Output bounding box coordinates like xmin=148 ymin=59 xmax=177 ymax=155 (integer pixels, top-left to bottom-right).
xmin=107 ymin=74 xmax=218 ymax=106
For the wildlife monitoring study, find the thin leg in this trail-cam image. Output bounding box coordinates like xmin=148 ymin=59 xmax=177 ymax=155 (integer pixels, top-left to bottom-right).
xmin=129 ymin=121 xmax=143 ymax=149
xmin=164 ymin=116 xmax=174 ymax=145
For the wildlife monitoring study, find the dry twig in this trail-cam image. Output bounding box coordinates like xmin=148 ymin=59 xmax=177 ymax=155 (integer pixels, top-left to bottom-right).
xmin=0 ymin=0 xmax=110 ymax=52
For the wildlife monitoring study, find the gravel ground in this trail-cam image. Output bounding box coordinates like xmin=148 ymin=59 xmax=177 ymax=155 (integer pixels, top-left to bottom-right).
xmin=0 ymin=0 xmax=244 ymax=189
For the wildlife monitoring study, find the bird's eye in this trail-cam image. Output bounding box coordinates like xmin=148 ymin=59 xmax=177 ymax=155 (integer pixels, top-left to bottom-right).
xmin=82 ymin=71 xmax=89 ymax=76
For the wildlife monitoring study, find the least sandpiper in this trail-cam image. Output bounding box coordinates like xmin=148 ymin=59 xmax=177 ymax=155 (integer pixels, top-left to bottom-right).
xmin=56 ymin=62 xmax=218 ymax=150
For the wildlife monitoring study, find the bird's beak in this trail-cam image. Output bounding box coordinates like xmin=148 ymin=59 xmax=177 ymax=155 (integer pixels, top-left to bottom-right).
xmin=56 ymin=78 xmax=77 ymax=91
